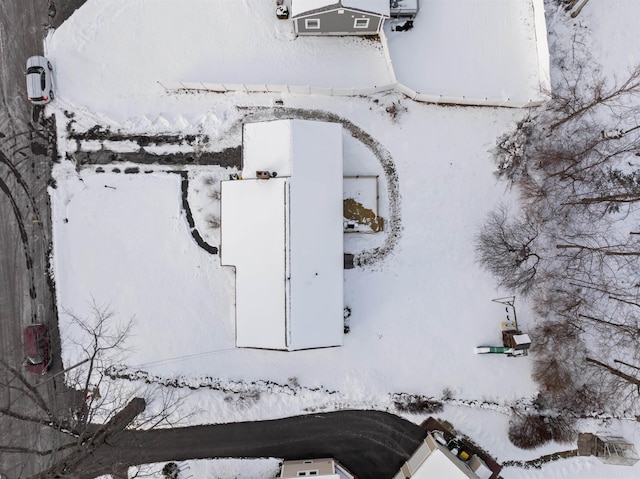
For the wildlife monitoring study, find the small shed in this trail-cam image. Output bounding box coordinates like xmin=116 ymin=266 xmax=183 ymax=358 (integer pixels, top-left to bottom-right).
xmin=502 ymin=330 xmax=531 ymax=356
xmin=292 ymin=0 xmax=390 ymax=36
xmin=390 ymin=0 xmax=419 ymax=18
xmin=578 ymin=434 xmax=640 ymax=466
xmin=220 ymin=119 xmax=344 ymax=351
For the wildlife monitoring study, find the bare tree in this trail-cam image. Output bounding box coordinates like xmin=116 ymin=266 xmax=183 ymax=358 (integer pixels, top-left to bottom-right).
xmin=475 ymin=204 xmax=543 ymax=294
xmin=559 ymin=0 xmax=592 ymax=18
xmin=479 ymin=30 xmax=640 ymax=417
xmin=508 ymin=413 xmax=552 ymax=450
xmin=0 ymin=303 xmax=190 ymax=479
xmin=585 ymin=357 xmax=640 ymax=391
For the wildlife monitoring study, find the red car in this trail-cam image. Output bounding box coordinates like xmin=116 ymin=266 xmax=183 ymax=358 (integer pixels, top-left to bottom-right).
xmin=23 ymin=324 xmax=51 ymax=374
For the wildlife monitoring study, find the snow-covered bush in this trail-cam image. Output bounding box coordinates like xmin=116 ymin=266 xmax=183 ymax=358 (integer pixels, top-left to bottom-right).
xmin=493 ymin=117 xmax=534 ymax=182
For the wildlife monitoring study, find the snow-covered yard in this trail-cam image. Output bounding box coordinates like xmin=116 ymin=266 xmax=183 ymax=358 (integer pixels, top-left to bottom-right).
xmin=45 ymin=0 xmax=549 ymax=126
xmin=45 ymin=0 xmax=393 ymax=123
xmin=50 ymin=169 xmax=237 ymax=364
xmin=51 ymin=99 xmax=535 ymax=400
xmin=385 ymin=0 xmax=549 ymax=106
xmin=44 ymin=0 xmax=640 ymax=478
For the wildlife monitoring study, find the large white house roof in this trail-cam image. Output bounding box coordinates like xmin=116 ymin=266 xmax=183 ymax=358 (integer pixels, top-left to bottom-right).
xmin=292 ymin=0 xmax=390 ymax=17
xmin=241 ymin=119 xmax=294 ymax=178
xmin=221 ymin=120 xmax=344 ymax=351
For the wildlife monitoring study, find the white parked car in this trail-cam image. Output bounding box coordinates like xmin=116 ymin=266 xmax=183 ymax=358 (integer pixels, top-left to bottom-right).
xmin=25 ymin=55 xmax=54 ymax=105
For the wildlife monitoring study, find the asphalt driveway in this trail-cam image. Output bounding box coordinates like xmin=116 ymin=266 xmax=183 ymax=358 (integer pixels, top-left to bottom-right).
xmin=76 ymin=410 xmax=427 ymax=479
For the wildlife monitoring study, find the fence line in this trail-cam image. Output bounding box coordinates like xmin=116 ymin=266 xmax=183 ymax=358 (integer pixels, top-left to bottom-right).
xmin=158 ymin=80 xmax=398 ymax=98
xmin=532 ymin=0 xmax=552 ymax=97
xmin=378 ymin=28 xmax=398 ymax=85
xmin=158 ymin=78 xmax=548 ymax=108
xmin=157 ymin=1 xmax=551 ymax=109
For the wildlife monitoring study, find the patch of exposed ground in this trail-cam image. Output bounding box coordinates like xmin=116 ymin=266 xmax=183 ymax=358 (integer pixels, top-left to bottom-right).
xmin=343 ymin=198 xmax=384 ymax=232
xmin=71 ymin=146 xmax=240 ymax=168
xmin=68 ymin=124 xmax=203 ymax=147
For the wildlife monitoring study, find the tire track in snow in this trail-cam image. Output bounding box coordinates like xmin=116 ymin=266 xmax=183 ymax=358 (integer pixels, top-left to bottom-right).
xmin=0 ymin=148 xmax=43 ymax=225
xmin=0 ymin=176 xmax=38 ymax=309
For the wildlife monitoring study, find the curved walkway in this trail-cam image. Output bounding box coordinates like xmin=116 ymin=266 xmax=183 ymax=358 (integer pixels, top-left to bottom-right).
xmin=238 ymin=106 xmax=401 ymax=266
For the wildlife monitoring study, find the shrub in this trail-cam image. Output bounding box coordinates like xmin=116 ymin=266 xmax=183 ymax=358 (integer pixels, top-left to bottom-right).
xmin=392 ymin=393 xmax=443 ymax=414
xmin=162 ymin=462 xmax=180 ymax=479
xmin=508 ymin=415 xmax=552 ymax=449
xmin=206 ymin=214 xmax=220 ymax=229
xmin=441 ymin=387 xmax=453 ymax=401
xmin=508 ymin=414 xmax=577 ymax=449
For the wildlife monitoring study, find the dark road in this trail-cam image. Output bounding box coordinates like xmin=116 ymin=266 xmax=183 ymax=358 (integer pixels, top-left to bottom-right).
xmin=0 ymin=0 xmax=58 ymax=476
xmin=0 ymin=1 xmax=85 ymax=477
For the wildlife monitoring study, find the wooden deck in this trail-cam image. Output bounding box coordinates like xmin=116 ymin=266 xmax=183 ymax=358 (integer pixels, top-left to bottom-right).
xmin=420 ymin=417 xmax=503 ymax=479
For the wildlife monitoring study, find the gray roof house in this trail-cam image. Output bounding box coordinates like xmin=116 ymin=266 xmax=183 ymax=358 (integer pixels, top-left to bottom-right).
xmin=280 ymin=458 xmax=355 ymax=478
xmin=291 ymin=0 xmax=390 ymax=36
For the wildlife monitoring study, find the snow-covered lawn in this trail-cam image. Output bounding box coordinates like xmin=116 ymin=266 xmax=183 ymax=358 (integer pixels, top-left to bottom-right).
xmin=45 ymin=0 xmax=549 ymax=128
xmin=44 ymin=0 xmax=640 ymax=478
xmin=45 ymin=0 xmax=393 ymax=123
xmin=385 ymin=0 xmax=549 ymax=105
xmin=52 ymin=95 xmax=536 ymax=399
xmin=50 ymin=169 xmax=237 ymax=366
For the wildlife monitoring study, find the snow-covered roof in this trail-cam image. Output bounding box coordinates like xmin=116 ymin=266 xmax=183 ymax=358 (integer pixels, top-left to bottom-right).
xmin=473 ymin=461 xmax=493 ymax=479
xmin=411 ymin=449 xmax=475 ymax=479
xmin=292 ymin=0 xmax=390 ymax=17
xmin=344 ymin=0 xmax=390 ymax=15
xmin=221 ymin=120 xmax=344 ymax=351
xmin=391 ymin=0 xmax=419 ymax=9
xmin=513 ymin=333 xmax=531 ymax=345
xmin=242 ymin=120 xmax=293 ymax=178
xmin=220 ymin=179 xmax=288 ymax=350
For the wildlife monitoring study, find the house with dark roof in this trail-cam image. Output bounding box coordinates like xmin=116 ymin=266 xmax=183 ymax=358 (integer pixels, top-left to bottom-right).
xmin=291 ymin=0 xmax=390 ymax=36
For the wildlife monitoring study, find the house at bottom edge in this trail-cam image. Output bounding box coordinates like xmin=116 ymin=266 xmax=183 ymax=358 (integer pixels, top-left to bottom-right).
xmin=394 ymin=432 xmax=493 ymax=479
xmin=280 ymin=458 xmax=355 ymax=478
xmin=220 ymin=119 xmax=344 ymax=351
